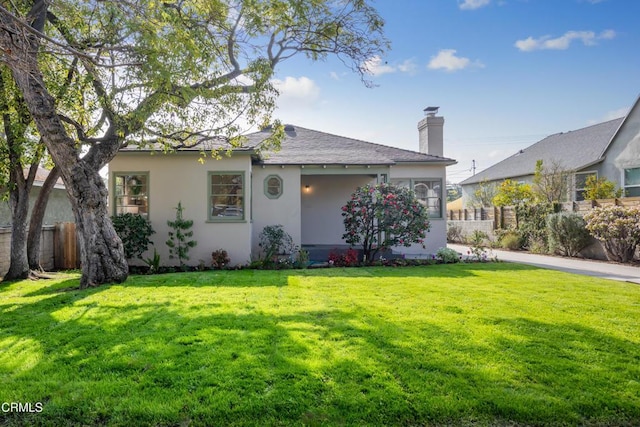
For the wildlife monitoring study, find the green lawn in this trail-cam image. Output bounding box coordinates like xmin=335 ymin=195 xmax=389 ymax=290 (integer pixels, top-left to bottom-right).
xmin=1 ymin=264 xmax=639 ymax=426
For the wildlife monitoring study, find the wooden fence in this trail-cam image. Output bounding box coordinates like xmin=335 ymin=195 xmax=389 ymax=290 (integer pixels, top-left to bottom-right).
xmin=0 ymin=222 xmax=79 ymax=277
xmin=54 ymin=222 xmax=80 ymax=270
xmin=448 ymin=196 xmax=640 ymax=230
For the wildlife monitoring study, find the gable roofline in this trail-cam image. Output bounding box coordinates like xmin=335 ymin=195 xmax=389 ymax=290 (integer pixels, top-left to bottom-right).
xmin=459 ymin=116 xmax=625 ymax=186
xmin=251 ymin=125 xmax=457 ymax=166
xmin=598 ymin=92 xmax=640 ymax=159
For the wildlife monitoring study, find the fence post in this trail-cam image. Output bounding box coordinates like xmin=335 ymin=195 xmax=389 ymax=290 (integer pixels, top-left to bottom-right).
xmin=54 ymin=222 xmax=80 ymax=270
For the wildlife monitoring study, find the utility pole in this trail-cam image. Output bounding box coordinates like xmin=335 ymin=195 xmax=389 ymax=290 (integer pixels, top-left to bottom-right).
xmin=472 ymin=160 xmax=476 ymax=176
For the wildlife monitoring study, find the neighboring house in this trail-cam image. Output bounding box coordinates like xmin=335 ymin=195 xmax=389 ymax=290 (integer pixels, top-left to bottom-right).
xmin=0 ymin=167 xmax=74 ymax=227
xmin=460 ymin=95 xmax=640 ymax=205
xmin=108 ymin=109 xmax=456 ymax=265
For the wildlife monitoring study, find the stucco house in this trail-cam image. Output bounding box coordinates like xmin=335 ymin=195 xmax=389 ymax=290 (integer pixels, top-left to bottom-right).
xmin=108 ymin=109 xmax=456 ymax=266
xmin=0 ymin=167 xmax=74 ymax=227
xmin=460 ymin=94 xmax=640 ymax=204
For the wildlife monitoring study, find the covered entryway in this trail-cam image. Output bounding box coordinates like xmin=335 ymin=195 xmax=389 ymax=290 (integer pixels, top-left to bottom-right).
xmin=300 ymin=167 xmax=388 ymax=261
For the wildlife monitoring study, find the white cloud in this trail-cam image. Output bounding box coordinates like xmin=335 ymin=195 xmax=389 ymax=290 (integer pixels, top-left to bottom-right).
xmin=272 ymin=76 xmax=320 ymax=107
xmin=363 ymin=56 xmax=396 ymax=76
xmin=459 ymin=0 xmax=491 ymax=10
xmin=427 ymin=49 xmax=484 ymax=72
xmin=515 ymin=29 xmax=616 ymax=51
xmin=363 ymin=56 xmax=417 ymax=76
xmin=329 ymin=71 xmax=341 ymax=81
xmin=587 ymin=107 xmax=629 ymax=125
xmin=398 ymin=59 xmax=418 ymax=74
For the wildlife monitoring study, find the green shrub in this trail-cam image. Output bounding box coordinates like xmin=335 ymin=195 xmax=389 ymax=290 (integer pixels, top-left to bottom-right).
xmin=211 ymin=249 xmax=230 ymax=269
xmin=258 ymin=225 xmax=296 ymax=267
xmin=447 ymin=224 xmax=465 ymax=243
xmin=342 ymin=183 xmax=430 ymax=263
xmin=111 ymin=213 xmax=155 ymax=260
xmin=468 ymin=230 xmax=489 ymax=261
xmin=143 ymin=248 xmax=161 ymax=274
xmin=166 ymin=201 xmax=197 ymax=269
xmin=294 ymin=249 xmax=310 ymax=269
xmin=516 ymin=203 xmax=553 ymax=250
xmin=583 ymin=175 xmax=623 ymax=201
xmin=547 ymin=212 xmax=591 ymax=257
xmin=584 ymin=205 xmax=640 ymax=263
xmin=500 ymin=232 xmax=521 ymax=250
xmin=436 ymin=247 xmax=460 ymax=264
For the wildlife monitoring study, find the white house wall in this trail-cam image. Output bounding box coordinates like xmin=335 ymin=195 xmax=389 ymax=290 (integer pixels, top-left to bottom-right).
xmin=390 ymin=164 xmax=448 ymax=255
xmin=251 ymin=166 xmax=301 ymax=258
xmin=109 ymin=152 xmax=253 ymax=267
xmin=602 ymin=100 xmax=640 ymax=189
xmin=301 ymin=174 xmax=375 ymax=245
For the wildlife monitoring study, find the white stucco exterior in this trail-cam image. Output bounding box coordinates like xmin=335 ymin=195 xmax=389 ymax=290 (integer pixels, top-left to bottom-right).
xmin=109 ymin=115 xmax=455 ymax=267
xmin=109 ymin=152 xmax=254 ymax=266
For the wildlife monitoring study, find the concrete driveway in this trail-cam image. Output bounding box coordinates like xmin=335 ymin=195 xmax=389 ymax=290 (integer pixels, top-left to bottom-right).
xmin=447 ymin=244 xmax=640 ymax=285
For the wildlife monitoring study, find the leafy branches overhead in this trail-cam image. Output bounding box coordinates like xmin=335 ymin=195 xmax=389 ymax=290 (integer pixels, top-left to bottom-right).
xmin=3 ymin=0 xmax=388 ymax=155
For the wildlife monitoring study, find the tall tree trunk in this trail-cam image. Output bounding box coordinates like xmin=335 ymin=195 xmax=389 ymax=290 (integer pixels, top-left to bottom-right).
xmin=27 ymin=166 xmax=60 ymax=270
xmin=65 ymin=162 xmax=127 ymax=288
xmin=4 ymin=175 xmax=29 ymax=281
xmin=1 ymin=13 xmax=128 ymax=288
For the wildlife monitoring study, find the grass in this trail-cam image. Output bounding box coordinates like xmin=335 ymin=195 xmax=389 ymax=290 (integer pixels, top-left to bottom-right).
xmin=0 ymin=263 xmax=639 ymax=426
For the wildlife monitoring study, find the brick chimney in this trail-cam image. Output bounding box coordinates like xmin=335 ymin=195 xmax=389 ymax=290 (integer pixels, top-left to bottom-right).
xmin=418 ymin=106 xmax=444 ymax=157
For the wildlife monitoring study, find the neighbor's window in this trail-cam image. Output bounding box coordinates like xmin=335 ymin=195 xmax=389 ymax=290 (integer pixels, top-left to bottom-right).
xmin=209 ymin=172 xmax=244 ymax=220
xmin=264 ymin=175 xmax=283 ymax=199
xmin=624 ymin=167 xmax=640 ymax=197
xmin=391 ymin=178 xmax=443 ymax=218
xmin=574 ymin=171 xmax=597 ymax=201
xmin=113 ymin=173 xmax=149 ymax=217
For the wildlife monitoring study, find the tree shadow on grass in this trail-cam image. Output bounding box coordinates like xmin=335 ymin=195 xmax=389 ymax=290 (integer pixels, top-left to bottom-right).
xmin=117 ymin=262 xmax=543 ymax=289
xmin=1 ymin=282 xmax=639 ymax=426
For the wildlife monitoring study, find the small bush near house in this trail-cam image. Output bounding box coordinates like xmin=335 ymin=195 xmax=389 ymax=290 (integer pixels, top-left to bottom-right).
xmin=447 ymin=224 xmax=465 ymax=243
xmin=584 ymin=205 xmax=640 ymax=263
xmin=547 ymin=212 xmax=591 ymax=257
xmin=112 ymin=213 xmax=155 ymax=261
xmin=582 ymin=175 xmax=623 ymax=201
xmin=211 ymin=249 xmax=230 ymax=269
xmin=499 ymin=231 xmax=521 ymax=251
xmin=436 ymin=247 xmax=460 ymax=264
xmin=328 ymin=248 xmax=359 ymax=267
xmin=294 ymin=249 xmax=310 ymax=269
xmin=143 ymin=249 xmax=161 ymax=274
xmin=342 ymin=183 xmax=430 ymax=263
xmin=516 ymin=203 xmax=553 ymax=251
xmin=468 ymin=230 xmax=490 ymax=261
xmin=166 ymin=201 xmax=197 ymax=269
xmin=259 ymin=225 xmax=296 ymax=261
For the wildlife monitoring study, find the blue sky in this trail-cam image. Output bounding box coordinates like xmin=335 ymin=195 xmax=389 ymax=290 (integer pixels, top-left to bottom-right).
xmin=269 ymin=0 xmax=640 ymax=183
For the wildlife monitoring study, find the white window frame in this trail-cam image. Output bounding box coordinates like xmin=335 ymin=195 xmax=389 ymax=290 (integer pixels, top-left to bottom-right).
xmin=624 ymin=167 xmax=640 ymax=197
xmin=390 ymin=178 xmax=443 ymax=219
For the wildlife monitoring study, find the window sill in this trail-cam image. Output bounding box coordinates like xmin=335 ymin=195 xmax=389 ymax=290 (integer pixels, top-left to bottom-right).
xmin=206 ymin=219 xmax=248 ymax=224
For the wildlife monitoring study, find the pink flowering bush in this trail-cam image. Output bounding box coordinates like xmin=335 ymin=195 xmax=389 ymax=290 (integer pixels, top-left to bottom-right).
xmin=584 ymin=205 xmax=640 ymax=263
xmin=341 ymin=183 xmax=430 ymax=263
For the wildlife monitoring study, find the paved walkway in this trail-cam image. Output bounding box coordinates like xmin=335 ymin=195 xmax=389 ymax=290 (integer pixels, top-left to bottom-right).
xmin=447 ymin=244 xmax=640 ymax=284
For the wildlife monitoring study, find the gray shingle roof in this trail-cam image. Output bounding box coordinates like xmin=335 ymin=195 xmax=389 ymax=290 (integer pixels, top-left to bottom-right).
xmin=460 ymin=118 xmax=624 ymax=185
xmin=248 ymin=125 xmax=456 ymax=166
xmin=118 ymin=125 xmax=456 ymax=166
